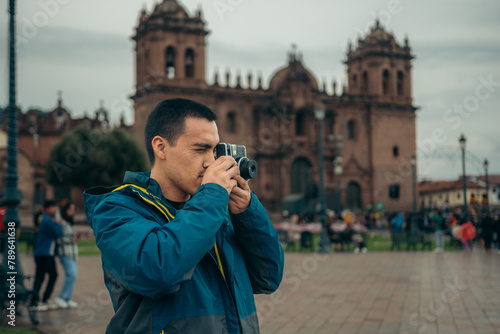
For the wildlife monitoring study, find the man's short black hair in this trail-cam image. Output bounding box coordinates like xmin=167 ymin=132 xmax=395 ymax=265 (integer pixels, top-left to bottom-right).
xmin=145 ymin=98 xmax=217 ymax=165
xmin=43 ymin=200 xmax=57 ymax=209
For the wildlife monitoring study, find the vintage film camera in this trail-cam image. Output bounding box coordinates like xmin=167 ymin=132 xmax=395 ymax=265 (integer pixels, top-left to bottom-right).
xmin=215 ymin=143 xmax=258 ymax=180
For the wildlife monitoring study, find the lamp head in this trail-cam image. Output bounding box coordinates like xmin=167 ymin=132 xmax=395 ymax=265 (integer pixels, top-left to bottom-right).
xmin=314 ymin=101 xmax=326 ymax=121
xmin=459 ymin=134 xmax=466 ymax=149
xmin=410 ymin=154 xmax=416 ymax=166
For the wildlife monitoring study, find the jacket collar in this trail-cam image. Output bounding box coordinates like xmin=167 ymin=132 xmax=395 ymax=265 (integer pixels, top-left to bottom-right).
xmin=123 ymin=171 xmax=164 ymax=201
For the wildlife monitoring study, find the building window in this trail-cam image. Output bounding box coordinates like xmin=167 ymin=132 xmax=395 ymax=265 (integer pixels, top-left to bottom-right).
xmin=347 ymin=120 xmax=355 ymax=140
xmin=144 ymin=48 xmax=150 ymax=80
xmin=352 ymin=74 xmax=357 ymax=88
xmin=295 ymin=111 xmax=306 ymax=136
xmin=346 ymin=182 xmax=362 ymax=210
xmin=362 ymin=71 xmax=368 ymax=94
xmin=389 ymin=184 xmax=400 ymax=199
xmin=382 ymin=70 xmax=389 ymax=95
xmin=457 ymin=192 xmax=461 ymax=199
xmin=226 ymin=112 xmax=236 ymax=133
xmin=290 ymin=158 xmax=313 ymax=194
xmin=397 ymin=71 xmax=404 ymax=96
xmin=393 ymin=146 xmax=399 ymax=157
xmin=185 ymin=49 xmax=195 ymax=78
xmin=165 ymin=47 xmax=175 ymax=79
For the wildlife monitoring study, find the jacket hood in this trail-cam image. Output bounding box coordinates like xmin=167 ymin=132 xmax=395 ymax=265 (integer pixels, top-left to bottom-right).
xmin=84 ymin=171 xmax=162 ymax=229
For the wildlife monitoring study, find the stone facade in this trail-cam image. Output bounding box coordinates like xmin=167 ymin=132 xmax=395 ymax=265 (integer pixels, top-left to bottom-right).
xmin=131 ymin=1 xmax=418 ymax=213
xmin=131 ymin=0 xmax=418 ymax=214
xmin=0 ymin=97 xmax=115 ymax=214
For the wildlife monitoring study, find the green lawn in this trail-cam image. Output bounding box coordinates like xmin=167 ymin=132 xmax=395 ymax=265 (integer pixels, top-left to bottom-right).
xmin=281 ymin=232 xmax=463 ymax=253
xmin=77 ymin=238 xmax=101 ymax=255
xmin=15 ymin=238 xmax=100 ymax=256
xmin=15 ymin=231 xmax=463 ymax=256
xmin=0 ymin=329 xmax=40 ymax=334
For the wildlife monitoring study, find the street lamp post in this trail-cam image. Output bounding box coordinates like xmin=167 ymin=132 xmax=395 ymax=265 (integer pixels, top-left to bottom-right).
xmin=29 ymin=123 xmax=39 ymax=214
xmin=459 ymin=134 xmax=467 ymax=221
xmin=329 ymin=134 xmax=343 ymax=213
xmin=2 ymin=0 xmax=25 ymax=278
xmin=334 ymin=136 xmax=343 ymax=212
xmin=315 ymin=101 xmax=331 ymax=253
xmin=410 ymin=155 xmax=417 ymax=232
xmin=484 ymin=159 xmax=490 ymax=217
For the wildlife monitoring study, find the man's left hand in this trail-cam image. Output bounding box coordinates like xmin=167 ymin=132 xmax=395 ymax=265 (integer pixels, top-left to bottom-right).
xmin=228 ymin=175 xmax=251 ymax=214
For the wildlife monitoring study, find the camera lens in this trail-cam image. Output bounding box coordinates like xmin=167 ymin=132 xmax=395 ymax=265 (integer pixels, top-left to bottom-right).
xmin=237 ymin=157 xmax=258 ymax=180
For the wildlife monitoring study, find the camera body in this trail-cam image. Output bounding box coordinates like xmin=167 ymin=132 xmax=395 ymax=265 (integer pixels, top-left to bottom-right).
xmin=215 ymin=143 xmax=258 ymax=180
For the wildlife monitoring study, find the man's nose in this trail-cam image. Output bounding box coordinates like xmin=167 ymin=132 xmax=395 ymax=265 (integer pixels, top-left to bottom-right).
xmin=204 ymin=152 xmax=216 ymax=167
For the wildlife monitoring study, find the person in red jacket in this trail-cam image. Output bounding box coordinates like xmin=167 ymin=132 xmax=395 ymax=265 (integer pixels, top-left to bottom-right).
xmin=456 ymin=219 xmax=476 ymax=253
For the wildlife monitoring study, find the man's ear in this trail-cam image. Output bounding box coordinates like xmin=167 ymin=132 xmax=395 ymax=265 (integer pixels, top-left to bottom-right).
xmin=151 ymin=136 xmax=168 ymax=162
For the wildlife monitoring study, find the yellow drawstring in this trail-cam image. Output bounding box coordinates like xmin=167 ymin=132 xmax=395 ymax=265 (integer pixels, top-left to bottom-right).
xmin=214 ymin=243 xmax=225 ymax=280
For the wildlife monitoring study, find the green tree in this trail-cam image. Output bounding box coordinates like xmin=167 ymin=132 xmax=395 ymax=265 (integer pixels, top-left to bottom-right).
xmin=45 ymin=126 xmax=148 ymax=189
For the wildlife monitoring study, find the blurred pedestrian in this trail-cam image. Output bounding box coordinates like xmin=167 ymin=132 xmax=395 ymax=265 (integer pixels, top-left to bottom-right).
xmin=494 ymin=215 xmax=500 ymax=254
xmin=30 ymin=200 xmax=63 ymax=311
xmin=480 ymin=215 xmax=494 ymax=254
xmin=54 ymin=200 xmax=79 ymax=309
xmin=430 ymin=210 xmax=446 ymax=253
xmin=456 ymin=219 xmax=476 ymax=253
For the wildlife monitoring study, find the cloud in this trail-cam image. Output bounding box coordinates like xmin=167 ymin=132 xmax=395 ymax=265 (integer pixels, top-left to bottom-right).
xmin=0 ymin=26 xmax=134 ymax=124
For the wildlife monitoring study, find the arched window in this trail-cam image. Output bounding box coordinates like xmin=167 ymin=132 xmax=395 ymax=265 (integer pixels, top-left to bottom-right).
xmin=145 ymin=48 xmax=150 ymax=75
xmin=226 ymin=112 xmax=236 ymax=133
xmin=290 ymin=158 xmax=313 ymax=194
xmin=393 ymin=145 xmax=399 ymax=157
xmin=361 ymin=71 xmax=368 ymax=94
xmin=295 ymin=111 xmax=306 ymax=136
xmin=185 ymin=49 xmax=194 ymax=78
xmin=352 ymin=74 xmax=357 ymax=88
xmin=389 ymin=184 xmax=400 ymax=199
xmin=397 ymin=71 xmax=404 ymax=96
xmin=34 ymin=183 xmax=45 ymax=205
xmin=347 ymin=120 xmax=355 ymax=140
xmin=346 ymin=182 xmax=362 ymax=210
xmin=382 ymin=70 xmax=389 ymax=95
xmin=165 ymin=47 xmax=175 ymax=79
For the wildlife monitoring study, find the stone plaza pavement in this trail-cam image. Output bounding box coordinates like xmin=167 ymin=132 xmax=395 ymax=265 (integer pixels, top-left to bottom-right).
xmin=5 ymin=248 xmax=500 ymax=334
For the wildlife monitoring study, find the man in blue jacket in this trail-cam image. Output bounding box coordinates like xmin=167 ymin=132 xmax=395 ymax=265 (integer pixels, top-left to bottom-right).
xmin=84 ymin=98 xmax=284 ymax=333
xmin=31 ymin=200 xmax=63 ymax=311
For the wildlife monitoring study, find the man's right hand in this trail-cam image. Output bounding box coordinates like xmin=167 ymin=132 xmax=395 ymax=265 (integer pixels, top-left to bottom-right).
xmin=202 ymin=156 xmax=239 ymax=195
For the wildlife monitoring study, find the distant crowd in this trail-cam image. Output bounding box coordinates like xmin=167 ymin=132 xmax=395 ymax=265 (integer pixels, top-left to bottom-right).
xmin=280 ymin=206 xmax=500 ymax=254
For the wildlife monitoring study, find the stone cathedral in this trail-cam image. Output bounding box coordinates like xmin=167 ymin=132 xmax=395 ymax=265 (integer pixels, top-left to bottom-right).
xmin=131 ymin=0 xmax=417 ymax=214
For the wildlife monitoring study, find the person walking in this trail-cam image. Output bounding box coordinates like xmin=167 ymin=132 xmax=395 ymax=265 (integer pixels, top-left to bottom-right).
xmin=430 ymin=210 xmax=446 ymax=252
xmin=54 ymin=200 xmax=79 ymax=309
xmin=480 ymin=215 xmax=494 ymax=254
xmin=30 ymin=200 xmax=63 ymax=311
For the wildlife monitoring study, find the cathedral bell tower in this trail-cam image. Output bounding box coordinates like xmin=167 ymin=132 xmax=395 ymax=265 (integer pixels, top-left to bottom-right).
xmin=345 ymin=20 xmax=414 ymax=104
xmin=133 ymin=0 xmax=209 ymax=91
xmin=132 ymin=0 xmax=209 ymax=149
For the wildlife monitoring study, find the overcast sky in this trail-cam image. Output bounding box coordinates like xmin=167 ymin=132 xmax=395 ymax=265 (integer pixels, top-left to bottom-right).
xmin=0 ymin=0 xmax=499 ymax=180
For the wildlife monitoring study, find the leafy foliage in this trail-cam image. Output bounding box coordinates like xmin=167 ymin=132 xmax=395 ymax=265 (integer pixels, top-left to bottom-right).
xmin=45 ymin=126 xmax=148 ymax=189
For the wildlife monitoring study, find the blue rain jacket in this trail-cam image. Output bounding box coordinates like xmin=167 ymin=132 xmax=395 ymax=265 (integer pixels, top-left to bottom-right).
xmin=84 ymin=171 xmax=284 ymax=334
xmin=33 ymin=213 xmax=62 ymax=257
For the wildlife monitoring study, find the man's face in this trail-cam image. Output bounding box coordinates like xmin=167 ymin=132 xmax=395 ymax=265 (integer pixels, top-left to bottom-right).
xmin=46 ymin=205 xmax=57 ymax=217
xmin=162 ymin=117 xmax=219 ymax=200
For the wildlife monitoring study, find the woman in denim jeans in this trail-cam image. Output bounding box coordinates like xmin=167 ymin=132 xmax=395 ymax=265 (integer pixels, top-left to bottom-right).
xmin=54 ymin=200 xmax=79 ymax=309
